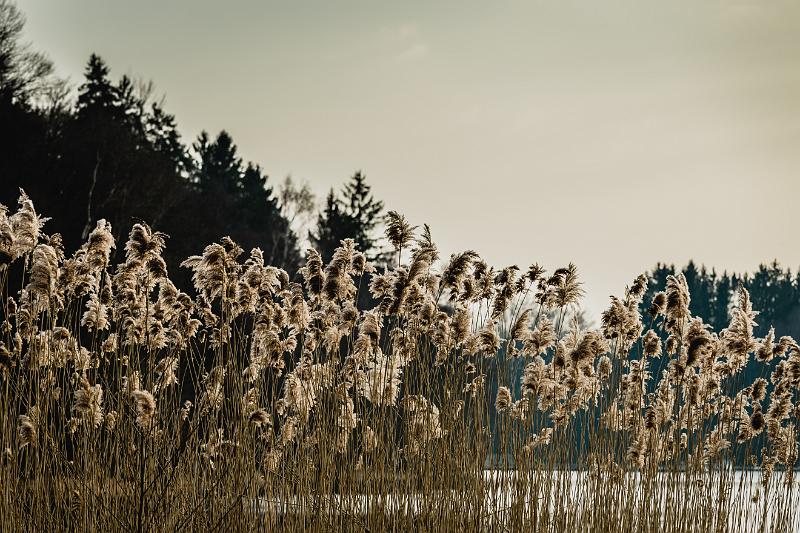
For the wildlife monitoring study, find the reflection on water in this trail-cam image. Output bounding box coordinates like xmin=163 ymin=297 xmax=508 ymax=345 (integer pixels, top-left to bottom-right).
xmin=256 ymin=469 xmax=800 ymax=530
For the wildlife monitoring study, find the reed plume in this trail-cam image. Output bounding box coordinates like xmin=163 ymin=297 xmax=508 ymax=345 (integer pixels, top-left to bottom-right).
xmin=0 ymin=196 xmax=796 ymax=532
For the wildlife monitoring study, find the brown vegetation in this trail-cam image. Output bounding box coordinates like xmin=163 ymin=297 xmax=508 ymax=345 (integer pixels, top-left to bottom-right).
xmin=0 ymin=191 xmax=798 ymax=532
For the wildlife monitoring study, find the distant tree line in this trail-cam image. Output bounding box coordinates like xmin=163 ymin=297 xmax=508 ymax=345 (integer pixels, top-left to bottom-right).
xmin=640 ymin=260 xmax=800 ymax=340
xmin=637 ymin=260 xmax=800 ymax=426
xmin=0 ymin=0 xmax=388 ymax=292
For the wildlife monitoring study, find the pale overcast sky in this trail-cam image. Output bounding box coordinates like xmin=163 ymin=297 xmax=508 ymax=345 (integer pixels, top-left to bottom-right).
xmin=16 ymin=0 xmax=800 ymax=319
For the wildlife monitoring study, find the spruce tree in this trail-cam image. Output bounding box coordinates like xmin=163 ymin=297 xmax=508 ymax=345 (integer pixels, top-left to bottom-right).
xmin=311 ymin=189 xmax=357 ymax=262
xmin=77 ymin=54 xmax=118 ymax=112
xmin=342 ymin=171 xmax=384 ymax=257
xmin=310 ymin=172 xmax=384 ymax=262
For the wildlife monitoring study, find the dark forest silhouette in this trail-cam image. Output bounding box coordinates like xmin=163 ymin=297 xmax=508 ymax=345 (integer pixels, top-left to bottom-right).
xmin=0 ymin=1 xmax=388 ymax=293
xmin=641 ymin=260 xmax=800 ymax=340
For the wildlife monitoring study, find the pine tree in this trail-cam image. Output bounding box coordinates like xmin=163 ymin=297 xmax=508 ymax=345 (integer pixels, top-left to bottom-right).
xmin=310 ymin=172 xmax=385 ymax=262
xmin=189 ymin=130 xmax=300 ymax=271
xmin=77 ymin=54 xmax=118 ymax=112
xmin=193 ymin=130 xmax=243 ymax=195
xmin=342 ymin=171 xmax=384 ymax=256
xmin=145 ymin=102 xmax=190 ymax=176
xmin=682 ymin=261 xmax=700 ymax=315
xmin=694 ymin=265 xmax=712 ymax=321
xmin=311 ymin=189 xmax=357 ymax=262
xmin=712 ymin=271 xmax=732 ymax=330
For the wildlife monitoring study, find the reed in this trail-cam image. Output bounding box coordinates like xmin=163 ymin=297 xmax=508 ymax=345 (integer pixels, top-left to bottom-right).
xmin=0 ymin=190 xmax=797 ymax=532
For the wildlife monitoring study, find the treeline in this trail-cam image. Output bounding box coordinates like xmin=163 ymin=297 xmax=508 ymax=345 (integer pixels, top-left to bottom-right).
xmin=0 ymin=0 xmax=388 ymax=292
xmin=641 ymin=260 xmax=800 ymax=340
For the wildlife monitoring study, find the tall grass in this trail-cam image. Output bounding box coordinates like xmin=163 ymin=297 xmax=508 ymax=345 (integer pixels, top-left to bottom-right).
xmin=1 ymin=194 xmax=798 ymax=532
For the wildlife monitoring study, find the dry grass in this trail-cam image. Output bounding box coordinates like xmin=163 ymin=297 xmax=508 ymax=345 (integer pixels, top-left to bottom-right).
xmin=0 ymin=191 xmax=798 ymax=532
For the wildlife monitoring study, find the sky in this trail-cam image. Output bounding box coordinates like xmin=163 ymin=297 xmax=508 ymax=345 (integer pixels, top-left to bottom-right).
xmin=16 ymin=0 xmax=800 ymax=320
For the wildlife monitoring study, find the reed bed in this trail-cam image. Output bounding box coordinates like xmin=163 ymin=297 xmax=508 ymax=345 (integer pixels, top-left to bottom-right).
xmin=0 ymin=193 xmax=798 ymax=532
